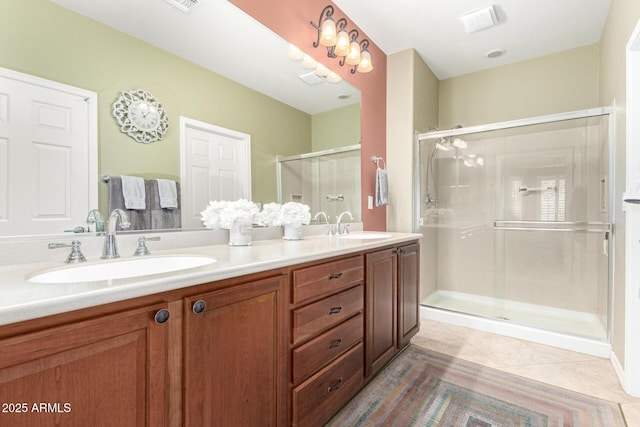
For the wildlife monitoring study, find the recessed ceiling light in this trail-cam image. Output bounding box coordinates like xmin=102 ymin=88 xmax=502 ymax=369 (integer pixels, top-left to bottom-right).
xmin=486 ymin=48 xmax=506 ymax=59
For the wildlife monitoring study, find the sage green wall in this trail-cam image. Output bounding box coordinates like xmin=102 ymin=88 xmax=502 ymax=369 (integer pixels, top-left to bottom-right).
xmin=311 ymin=103 xmax=361 ymax=151
xmin=438 ymin=44 xmax=600 ymax=128
xmin=0 ymin=0 xmax=312 ymax=212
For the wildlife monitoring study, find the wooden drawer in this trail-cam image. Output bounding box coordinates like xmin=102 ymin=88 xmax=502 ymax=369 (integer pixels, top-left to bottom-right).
xmin=292 ymin=285 xmax=363 ymax=345
xmin=292 ymin=313 xmax=363 ymax=385
xmin=292 ymin=255 xmax=364 ymax=304
xmin=292 ymin=343 xmax=364 ymax=427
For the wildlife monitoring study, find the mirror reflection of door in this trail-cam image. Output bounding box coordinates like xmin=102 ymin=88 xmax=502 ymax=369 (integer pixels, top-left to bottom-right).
xmin=0 ymin=68 xmax=97 ymax=236
xmin=180 ymin=117 xmax=251 ymax=229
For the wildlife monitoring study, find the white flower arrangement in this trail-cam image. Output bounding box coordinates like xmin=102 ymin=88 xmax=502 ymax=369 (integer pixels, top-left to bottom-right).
xmin=200 ymin=199 xmax=260 ymax=230
xmin=273 ymin=202 xmax=311 ymax=226
xmin=253 ymin=202 xmax=282 ymax=227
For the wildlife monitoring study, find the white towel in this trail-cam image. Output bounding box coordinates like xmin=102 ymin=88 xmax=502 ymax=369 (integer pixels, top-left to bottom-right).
xmin=375 ymin=167 xmax=389 ymax=207
xmin=120 ymin=175 xmax=146 ymax=210
xmin=624 ymin=173 xmax=640 ymax=204
xmin=157 ymin=179 xmax=178 ymax=209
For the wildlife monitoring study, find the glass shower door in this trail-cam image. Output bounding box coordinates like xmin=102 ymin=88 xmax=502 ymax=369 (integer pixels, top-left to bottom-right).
xmin=417 ymin=109 xmax=612 ymax=342
xmin=492 ymin=115 xmax=611 ymax=340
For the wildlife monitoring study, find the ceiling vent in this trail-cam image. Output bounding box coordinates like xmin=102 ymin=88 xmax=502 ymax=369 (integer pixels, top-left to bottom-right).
xmin=164 ymin=0 xmax=199 ymax=13
xmin=298 ymin=71 xmax=325 ymax=86
xmin=459 ymin=5 xmax=498 ymax=33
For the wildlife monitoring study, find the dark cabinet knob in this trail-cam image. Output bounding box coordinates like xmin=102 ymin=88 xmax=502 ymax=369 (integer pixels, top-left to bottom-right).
xmin=154 ymin=309 xmax=170 ymax=324
xmin=192 ymin=300 xmax=207 ymax=315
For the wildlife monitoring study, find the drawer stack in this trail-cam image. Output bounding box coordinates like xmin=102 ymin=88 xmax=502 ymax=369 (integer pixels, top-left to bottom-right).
xmin=290 ymin=255 xmax=365 ymax=426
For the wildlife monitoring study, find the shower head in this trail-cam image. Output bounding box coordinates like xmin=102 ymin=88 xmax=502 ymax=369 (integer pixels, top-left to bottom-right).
xmin=436 ymin=138 xmax=451 ymax=151
xmin=435 ymin=138 xmax=452 ymax=151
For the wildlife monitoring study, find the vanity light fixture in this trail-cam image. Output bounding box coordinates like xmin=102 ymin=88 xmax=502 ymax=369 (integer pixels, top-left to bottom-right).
xmin=311 ymin=5 xmax=374 ymax=74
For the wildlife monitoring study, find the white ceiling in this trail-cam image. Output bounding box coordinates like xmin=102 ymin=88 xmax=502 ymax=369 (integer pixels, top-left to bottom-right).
xmin=50 ymin=0 xmax=361 ymax=115
xmin=333 ymin=0 xmax=612 ymax=79
xmin=50 ymin=0 xmax=611 ymax=112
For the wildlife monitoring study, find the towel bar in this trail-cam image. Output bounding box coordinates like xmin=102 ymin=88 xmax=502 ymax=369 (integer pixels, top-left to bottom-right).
xmin=372 ymin=156 xmax=386 ymax=169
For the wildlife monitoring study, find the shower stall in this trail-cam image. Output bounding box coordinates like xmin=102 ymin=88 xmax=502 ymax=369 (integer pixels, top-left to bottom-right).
xmin=414 ymin=108 xmax=613 ymax=354
xmin=277 ymin=144 xmax=361 ymax=222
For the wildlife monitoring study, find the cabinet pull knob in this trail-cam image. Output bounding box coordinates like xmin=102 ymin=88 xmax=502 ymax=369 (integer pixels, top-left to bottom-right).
xmin=327 ymin=306 xmax=343 ymax=315
xmin=154 ymin=309 xmax=170 ymax=324
xmin=327 ymin=338 xmax=343 ymax=349
xmin=328 ymin=272 xmax=343 ymax=280
xmin=192 ymin=300 xmax=207 ymax=315
xmin=327 ymin=377 xmax=343 ymax=393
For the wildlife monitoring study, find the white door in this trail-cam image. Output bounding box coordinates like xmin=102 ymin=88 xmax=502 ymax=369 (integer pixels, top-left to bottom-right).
xmin=180 ymin=117 xmax=251 ymax=228
xmin=0 ymin=68 xmax=97 ymax=236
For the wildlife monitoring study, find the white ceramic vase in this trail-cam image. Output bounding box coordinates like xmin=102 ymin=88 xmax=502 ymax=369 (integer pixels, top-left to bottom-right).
xmin=229 ymin=219 xmax=252 ymax=246
xmin=283 ymin=223 xmax=303 ymax=240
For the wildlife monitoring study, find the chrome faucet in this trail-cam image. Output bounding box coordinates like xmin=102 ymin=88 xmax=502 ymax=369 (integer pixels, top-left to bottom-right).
xmin=102 ymin=209 xmax=131 ymax=259
xmin=336 ymin=211 xmax=353 ymax=235
xmin=86 ymin=209 xmax=104 ymax=233
xmin=314 ymin=211 xmax=334 ymax=235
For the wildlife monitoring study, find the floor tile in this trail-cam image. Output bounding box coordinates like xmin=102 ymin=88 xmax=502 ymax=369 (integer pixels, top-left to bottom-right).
xmin=412 ymin=317 xmax=640 ymax=425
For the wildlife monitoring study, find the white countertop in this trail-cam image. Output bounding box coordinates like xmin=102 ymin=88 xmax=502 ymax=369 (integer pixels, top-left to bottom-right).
xmin=0 ymin=232 xmax=421 ymax=326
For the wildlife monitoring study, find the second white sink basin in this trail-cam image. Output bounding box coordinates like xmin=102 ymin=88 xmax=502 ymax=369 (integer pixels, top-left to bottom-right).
xmin=338 ymin=232 xmax=393 ymax=240
xmin=28 ymin=255 xmax=217 ymax=284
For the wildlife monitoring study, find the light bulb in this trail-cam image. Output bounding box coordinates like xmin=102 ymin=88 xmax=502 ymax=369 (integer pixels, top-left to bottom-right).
xmin=345 ymin=41 xmax=361 ymax=65
xmin=288 ymin=44 xmax=305 ymax=61
xmin=315 ymin=63 xmax=329 ymax=77
xmin=326 ymin=71 xmax=342 ymax=83
xmin=334 ymin=30 xmax=350 ymax=56
xmin=302 ymin=54 xmax=317 ymax=69
xmin=320 ymin=17 xmax=337 ymax=47
xmin=357 ymin=50 xmax=373 ymax=73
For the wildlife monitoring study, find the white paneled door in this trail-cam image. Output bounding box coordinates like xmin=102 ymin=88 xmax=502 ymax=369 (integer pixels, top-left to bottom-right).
xmin=180 ymin=117 xmax=251 ymax=229
xmin=0 ymin=68 xmax=97 ymax=236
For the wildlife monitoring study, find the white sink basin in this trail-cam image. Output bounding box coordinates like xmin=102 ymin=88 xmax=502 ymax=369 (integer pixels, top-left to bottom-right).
xmin=27 ymin=255 xmax=217 ymax=284
xmin=338 ymin=232 xmax=393 ymax=240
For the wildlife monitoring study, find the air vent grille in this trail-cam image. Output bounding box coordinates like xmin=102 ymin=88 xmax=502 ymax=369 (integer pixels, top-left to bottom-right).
xmin=164 ymin=0 xmax=199 ymax=13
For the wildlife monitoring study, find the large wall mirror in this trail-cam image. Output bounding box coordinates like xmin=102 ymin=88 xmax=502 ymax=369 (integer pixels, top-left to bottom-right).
xmin=0 ymin=0 xmax=361 ymax=237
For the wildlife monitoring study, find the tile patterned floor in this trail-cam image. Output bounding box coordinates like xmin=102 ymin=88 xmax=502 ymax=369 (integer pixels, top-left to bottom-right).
xmin=411 ymin=318 xmax=640 ymax=426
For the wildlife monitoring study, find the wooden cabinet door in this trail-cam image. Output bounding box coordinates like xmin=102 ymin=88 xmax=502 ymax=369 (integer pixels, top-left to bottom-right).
xmin=0 ymin=304 xmax=170 ymax=427
xmin=365 ymin=248 xmax=398 ymax=377
xmin=398 ymin=242 xmax=420 ymax=349
xmin=183 ymin=275 xmax=287 ymax=427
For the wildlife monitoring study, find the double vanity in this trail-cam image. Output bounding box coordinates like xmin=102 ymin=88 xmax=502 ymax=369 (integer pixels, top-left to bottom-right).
xmin=0 ymin=230 xmax=420 ymax=426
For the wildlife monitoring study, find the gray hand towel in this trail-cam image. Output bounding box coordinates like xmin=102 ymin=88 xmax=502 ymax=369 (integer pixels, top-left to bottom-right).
xmin=375 ymin=167 xmax=389 ymax=207
xmin=107 ymin=177 xmax=151 ymax=230
xmin=149 ymin=180 xmax=182 ymax=230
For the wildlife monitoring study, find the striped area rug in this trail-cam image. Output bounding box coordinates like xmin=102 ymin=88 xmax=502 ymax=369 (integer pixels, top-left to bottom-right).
xmin=326 ymin=345 xmax=626 ymax=427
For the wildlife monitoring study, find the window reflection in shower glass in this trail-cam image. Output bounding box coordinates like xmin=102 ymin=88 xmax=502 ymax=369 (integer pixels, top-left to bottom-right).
xmin=417 ymin=111 xmax=611 ymax=342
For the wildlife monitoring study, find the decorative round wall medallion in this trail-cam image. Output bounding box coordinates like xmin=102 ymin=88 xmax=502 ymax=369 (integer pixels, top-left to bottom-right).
xmin=112 ymin=89 xmax=169 ymax=143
